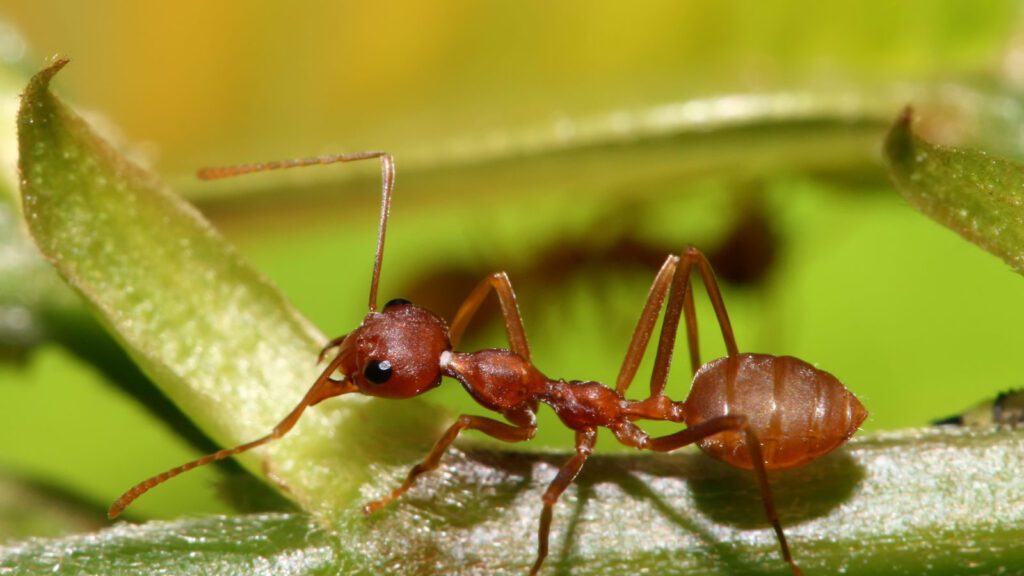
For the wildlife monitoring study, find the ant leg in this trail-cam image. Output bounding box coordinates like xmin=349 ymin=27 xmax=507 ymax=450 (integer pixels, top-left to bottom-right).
xmin=648 ymin=246 xmax=739 ymax=398
xmin=615 ymin=255 xmax=678 ymax=395
xmin=449 ymin=272 xmax=531 ymax=361
xmin=530 ymin=428 xmax=596 ymax=576
xmin=362 ymin=414 xmax=536 ymax=515
xmin=680 ymin=245 xmax=738 ymax=357
xmin=618 ymin=245 xmax=735 ymax=398
xmin=682 ymin=278 xmax=699 ymax=374
xmin=646 ymin=415 xmax=801 ymax=576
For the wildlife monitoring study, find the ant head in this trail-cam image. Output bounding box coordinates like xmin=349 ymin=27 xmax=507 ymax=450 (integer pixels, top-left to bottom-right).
xmin=337 ymin=298 xmax=451 ymax=399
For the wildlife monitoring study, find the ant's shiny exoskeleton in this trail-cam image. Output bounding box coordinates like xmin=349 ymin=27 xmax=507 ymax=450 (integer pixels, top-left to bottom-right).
xmin=109 ymin=152 xmax=867 ymax=575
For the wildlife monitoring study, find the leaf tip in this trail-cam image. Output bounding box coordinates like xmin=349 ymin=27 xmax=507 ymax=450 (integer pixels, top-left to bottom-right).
xmin=18 ymin=58 xmax=71 ymax=144
xmin=17 ymin=59 xmax=73 ymax=230
xmin=47 ymin=55 xmax=71 ymax=71
xmin=23 ymin=57 xmax=69 ymax=98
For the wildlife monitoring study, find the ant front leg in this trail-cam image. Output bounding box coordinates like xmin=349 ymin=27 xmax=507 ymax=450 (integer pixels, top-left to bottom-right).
xmin=645 ymin=416 xmax=802 ymax=576
xmin=530 ymin=428 xmax=596 ymax=576
xmin=362 ymin=414 xmax=536 ymax=515
xmin=449 ymin=272 xmax=531 ymax=360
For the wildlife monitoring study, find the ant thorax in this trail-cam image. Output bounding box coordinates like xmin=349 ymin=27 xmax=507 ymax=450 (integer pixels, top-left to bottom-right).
xmin=442 ymin=348 xmax=546 ymax=414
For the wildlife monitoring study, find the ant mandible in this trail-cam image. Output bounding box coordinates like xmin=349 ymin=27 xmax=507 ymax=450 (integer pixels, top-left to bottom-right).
xmin=109 ymin=152 xmax=867 ymax=575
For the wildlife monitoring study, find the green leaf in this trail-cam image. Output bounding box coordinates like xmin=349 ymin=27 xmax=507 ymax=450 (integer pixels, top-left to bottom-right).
xmin=2 ymin=429 xmax=1023 ymax=575
xmin=0 ymin=513 xmax=340 ymax=575
xmin=884 ymin=107 xmax=1024 ymax=274
xmin=16 ymin=59 xmax=446 ymax=518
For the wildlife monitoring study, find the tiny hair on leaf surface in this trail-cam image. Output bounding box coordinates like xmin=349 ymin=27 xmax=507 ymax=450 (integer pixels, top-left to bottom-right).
xmin=13 ymin=60 xmax=1024 ymax=574
xmin=884 ymin=107 xmax=1024 ymax=274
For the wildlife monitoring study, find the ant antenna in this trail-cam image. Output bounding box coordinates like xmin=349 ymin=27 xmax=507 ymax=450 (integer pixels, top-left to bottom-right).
xmin=198 ymin=151 xmax=395 ymax=311
xmin=107 ymin=354 xmax=356 ymax=519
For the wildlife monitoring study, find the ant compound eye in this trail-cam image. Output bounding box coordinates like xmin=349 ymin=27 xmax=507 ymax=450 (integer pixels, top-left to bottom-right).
xmin=384 ymin=298 xmax=412 ymax=309
xmin=363 ymin=359 xmax=393 ymax=384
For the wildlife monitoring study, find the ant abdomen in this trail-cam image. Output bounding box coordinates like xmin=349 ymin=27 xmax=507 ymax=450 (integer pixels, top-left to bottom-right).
xmin=685 ymin=353 xmax=867 ymax=470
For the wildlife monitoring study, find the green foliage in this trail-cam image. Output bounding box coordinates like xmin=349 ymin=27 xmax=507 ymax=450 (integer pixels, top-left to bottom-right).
xmin=5 ymin=5 xmax=1024 ymax=574
xmin=886 ymin=108 xmax=1024 ymax=274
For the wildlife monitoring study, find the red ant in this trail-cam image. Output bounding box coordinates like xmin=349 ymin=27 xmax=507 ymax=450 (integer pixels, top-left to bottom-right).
xmin=109 ymin=152 xmax=867 ymax=575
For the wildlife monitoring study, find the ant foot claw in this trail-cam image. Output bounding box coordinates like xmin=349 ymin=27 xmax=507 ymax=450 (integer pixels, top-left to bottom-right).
xmin=362 ymin=500 xmax=386 ymax=515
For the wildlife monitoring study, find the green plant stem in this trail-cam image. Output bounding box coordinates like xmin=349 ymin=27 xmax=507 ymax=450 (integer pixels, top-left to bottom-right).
xmin=2 ymin=427 xmax=1022 ymax=575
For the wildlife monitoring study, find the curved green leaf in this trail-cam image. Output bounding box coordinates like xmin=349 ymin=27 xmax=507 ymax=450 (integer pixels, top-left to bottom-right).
xmin=16 ymin=59 xmax=447 ymax=517
xmin=884 ymin=107 xmax=1024 ymax=274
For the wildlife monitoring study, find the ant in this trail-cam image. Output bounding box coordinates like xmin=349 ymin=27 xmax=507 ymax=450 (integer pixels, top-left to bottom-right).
xmin=109 ymin=151 xmax=867 ymax=575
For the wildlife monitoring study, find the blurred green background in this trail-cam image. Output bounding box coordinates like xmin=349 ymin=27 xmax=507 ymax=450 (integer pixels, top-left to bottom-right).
xmin=3 ymin=0 xmax=1024 ymax=541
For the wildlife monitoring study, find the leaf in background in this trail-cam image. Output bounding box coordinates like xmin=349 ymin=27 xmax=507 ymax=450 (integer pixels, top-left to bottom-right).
xmin=884 ymin=107 xmax=1024 ymax=274
xmin=0 ymin=470 xmax=104 ymax=543
xmin=0 ymin=199 xmax=65 ymax=356
xmin=6 ymin=3 xmax=1014 ymax=177
xmin=17 ymin=59 xmax=447 ymax=517
xmin=2 ymin=430 xmax=1024 ymax=575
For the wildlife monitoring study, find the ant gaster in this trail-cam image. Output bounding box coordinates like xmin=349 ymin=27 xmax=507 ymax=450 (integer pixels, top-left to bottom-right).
xmin=109 ymin=152 xmax=867 ymax=575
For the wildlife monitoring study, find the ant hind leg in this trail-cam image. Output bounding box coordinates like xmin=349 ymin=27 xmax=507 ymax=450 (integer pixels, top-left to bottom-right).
xmin=618 ymin=247 xmax=740 ymax=401
xmin=646 ymin=415 xmax=801 ymax=576
xmin=648 ymin=246 xmax=739 ymax=398
xmin=615 ymin=255 xmax=679 ymax=395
